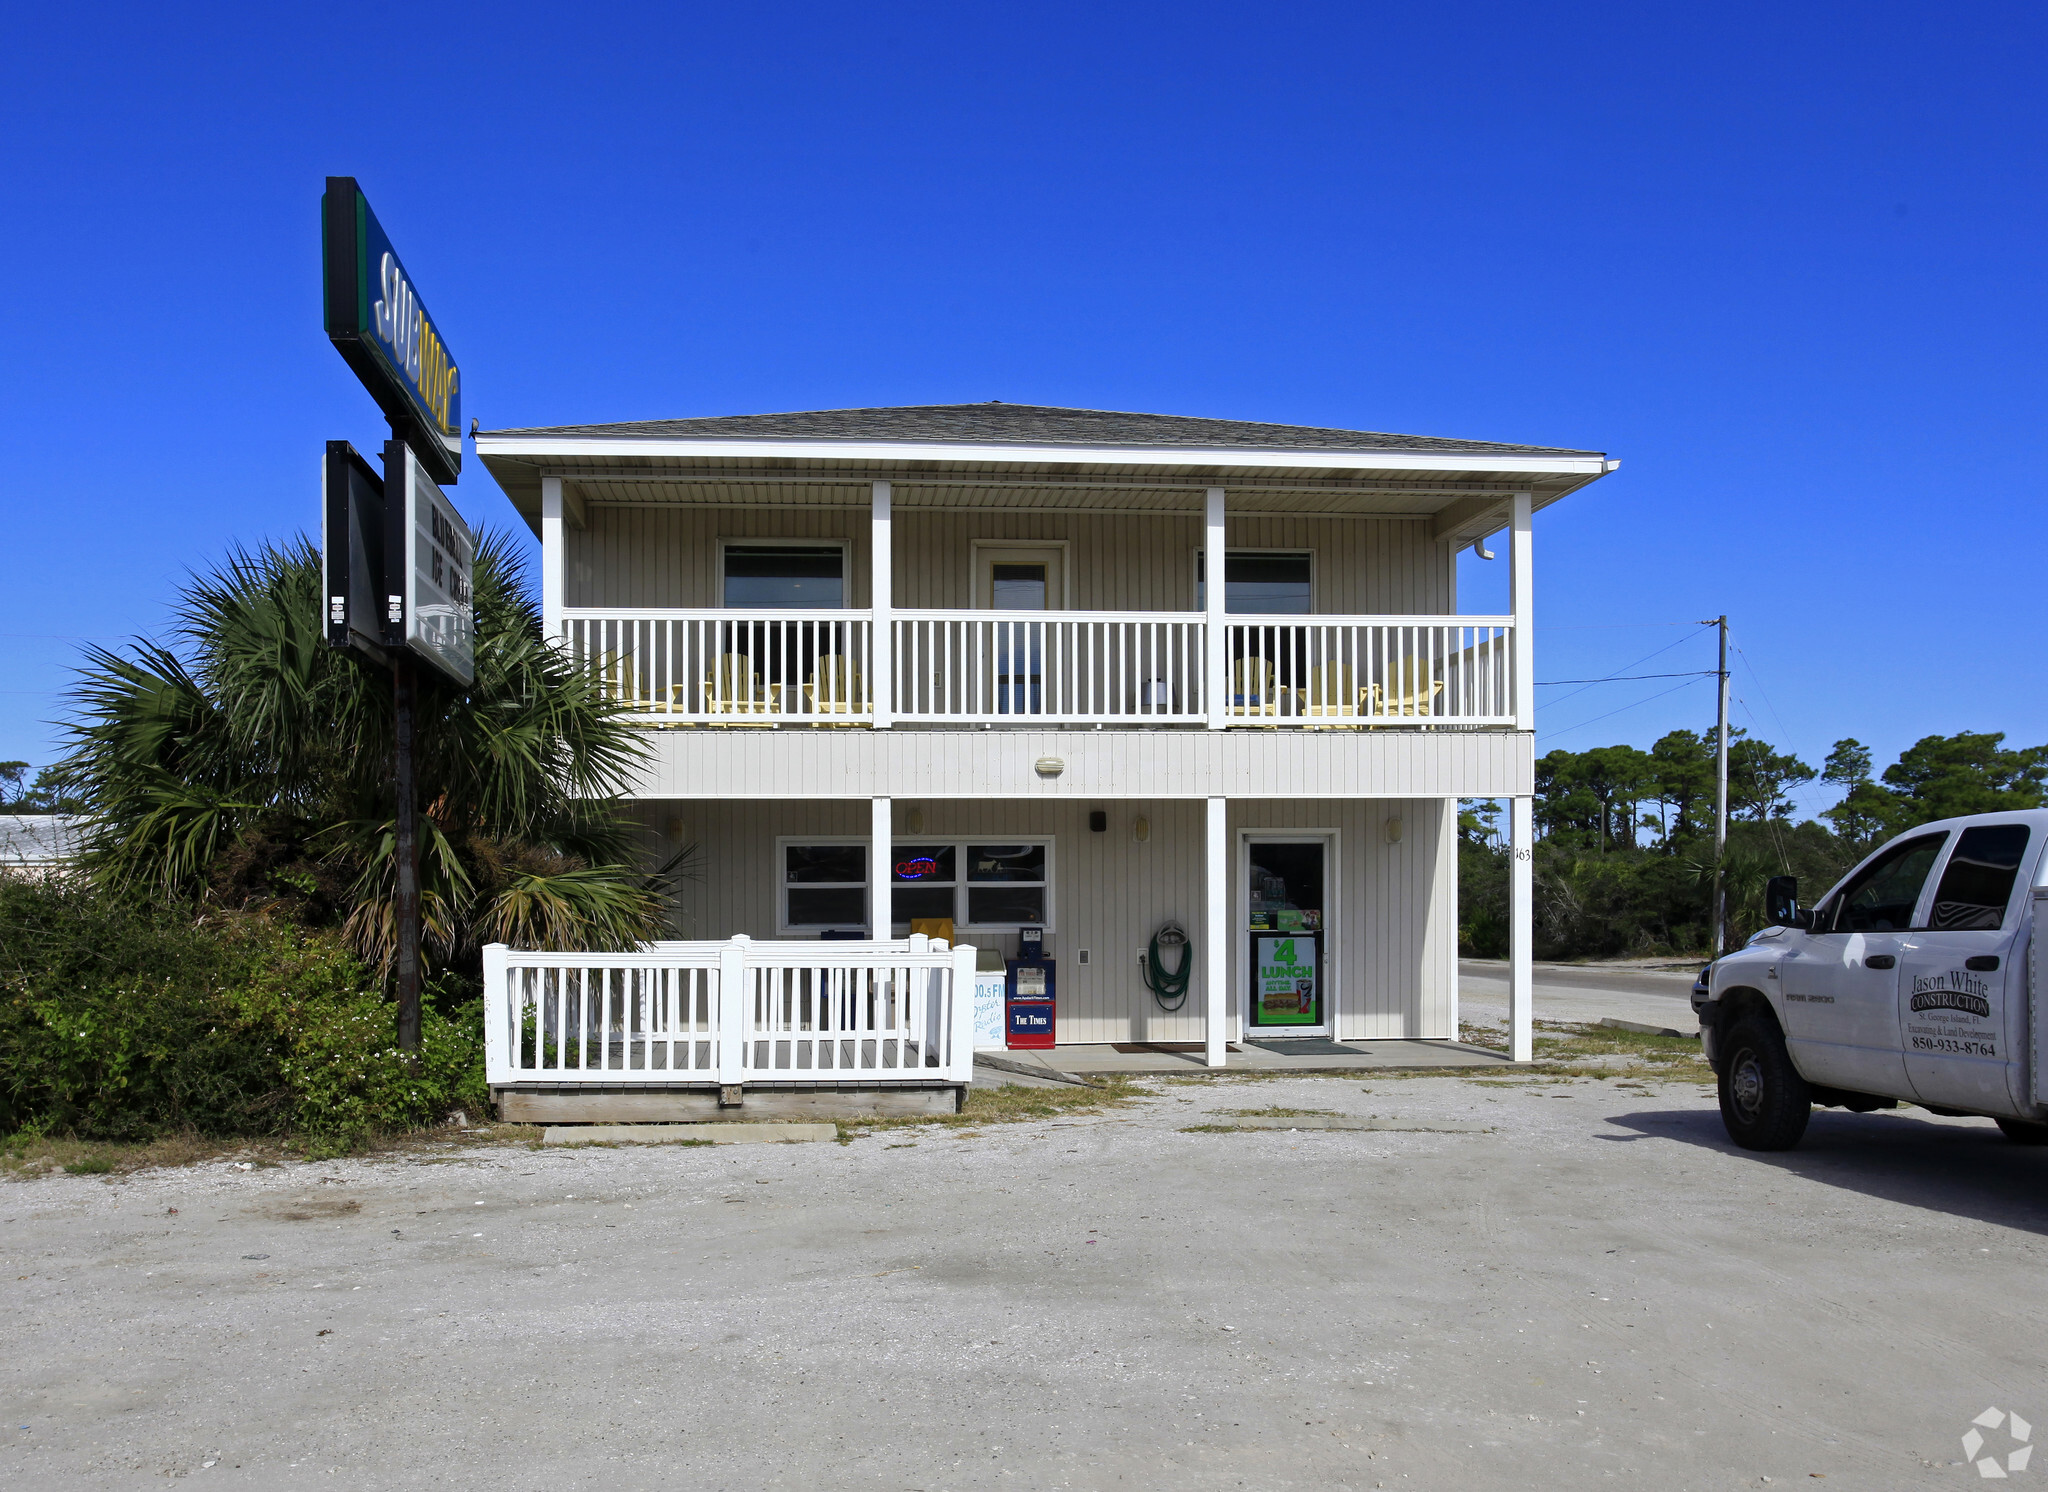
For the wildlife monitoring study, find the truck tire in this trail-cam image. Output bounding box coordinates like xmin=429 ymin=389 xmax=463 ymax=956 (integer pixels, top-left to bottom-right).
xmin=1995 ymin=1117 xmax=2048 ymax=1145
xmin=1718 ymin=1017 xmax=1811 ymax=1151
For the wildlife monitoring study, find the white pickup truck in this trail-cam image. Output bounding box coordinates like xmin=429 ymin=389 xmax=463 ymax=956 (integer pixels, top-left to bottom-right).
xmin=1694 ymin=809 xmax=2048 ymax=1150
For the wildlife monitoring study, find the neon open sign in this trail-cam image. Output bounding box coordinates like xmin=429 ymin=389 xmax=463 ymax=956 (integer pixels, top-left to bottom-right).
xmin=895 ymin=857 xmax=939 ymax=880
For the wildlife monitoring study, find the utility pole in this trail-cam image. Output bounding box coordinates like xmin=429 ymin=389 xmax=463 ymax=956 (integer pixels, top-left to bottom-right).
xmin=1704 ymin=615 xmax=1730 ymax=956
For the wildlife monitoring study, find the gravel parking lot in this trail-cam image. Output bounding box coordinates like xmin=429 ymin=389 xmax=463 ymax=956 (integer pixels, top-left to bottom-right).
xmin=4 ymin=1067 xmax=2045 ymax=1490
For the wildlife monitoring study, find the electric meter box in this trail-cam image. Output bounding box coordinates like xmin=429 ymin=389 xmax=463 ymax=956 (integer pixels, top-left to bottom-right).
xmin=1005 ymin=957 xmax=1057 ymax=1049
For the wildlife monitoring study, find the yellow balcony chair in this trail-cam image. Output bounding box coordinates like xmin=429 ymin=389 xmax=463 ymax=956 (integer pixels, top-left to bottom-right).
xmin=802 ymin=654 xmax=869 ymax=725
xmin=702 ymin=653 xmax=779 ymax=725
xmin=595 ymin=653 xmax=684 ymax=722
xmin=1227 ymin=657 xmax=1295 ymax=722
xmin=1303 ymin=662 xmax=1392 ymax=727
xmin=1364 ymin=662 xmax=1445 ymax=725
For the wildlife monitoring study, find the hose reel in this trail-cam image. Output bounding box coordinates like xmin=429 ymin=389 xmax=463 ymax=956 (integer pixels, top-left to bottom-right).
xmin=1143 ymin=920 xmax=1193 ymax=1010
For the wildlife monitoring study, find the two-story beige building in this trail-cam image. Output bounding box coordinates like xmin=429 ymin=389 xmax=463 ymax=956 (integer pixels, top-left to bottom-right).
xmin=477 ymin=403 xmax=1614 ymax=1069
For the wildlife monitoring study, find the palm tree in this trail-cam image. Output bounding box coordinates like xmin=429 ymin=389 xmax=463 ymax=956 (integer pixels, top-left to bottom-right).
xmin=58 ymin=532 xmax=677 ymax=971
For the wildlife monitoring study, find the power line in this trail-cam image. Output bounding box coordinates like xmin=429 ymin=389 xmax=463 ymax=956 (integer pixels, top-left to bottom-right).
xmin=1542 ymin=674 xmax=1713 ymax=740
xmin=1536 ymin=670 xmax=1718 ymax=685
xmin=1538 ymin=623 xmax=1717 ymax=712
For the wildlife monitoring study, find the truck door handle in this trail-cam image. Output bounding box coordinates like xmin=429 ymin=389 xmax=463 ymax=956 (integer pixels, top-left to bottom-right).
xmin=1864 ymin=955 xmax=1896 ymax=970
xmin=1966 ymin=955 xmax=2000 ymax=972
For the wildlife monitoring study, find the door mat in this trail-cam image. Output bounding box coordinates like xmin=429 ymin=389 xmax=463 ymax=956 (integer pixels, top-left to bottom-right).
xmin=1243 ymin=1038 xmax=1370 ymax=1057
xmin=1110 ymin=1042 xmax=1243 ymax=1054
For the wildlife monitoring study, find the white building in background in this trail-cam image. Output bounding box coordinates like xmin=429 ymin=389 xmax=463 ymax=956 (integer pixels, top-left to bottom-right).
xmin=0 ymin=815 xmax=85 ymax=875
xmin=471 ymin=403 xmax=1615 ymax=1110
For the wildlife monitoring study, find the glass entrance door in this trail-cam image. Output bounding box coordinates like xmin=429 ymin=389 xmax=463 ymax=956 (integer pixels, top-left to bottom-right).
xmin=1247 ymin=840 xmax=1326 ymax=1030
xmin=978 ymin=546 xmax=1064 ymax=716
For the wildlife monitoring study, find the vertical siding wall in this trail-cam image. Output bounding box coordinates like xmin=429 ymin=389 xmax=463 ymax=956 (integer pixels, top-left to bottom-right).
xmin=631 ymin=795 xmax=1458 ymax=1044
xmin=567 ymin=508 xmax=871 ymax=608
xmin=566 ymin=506 xmax=1455 ymax=615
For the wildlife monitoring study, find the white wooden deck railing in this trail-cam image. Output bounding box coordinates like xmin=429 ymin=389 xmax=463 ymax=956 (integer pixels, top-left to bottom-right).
xmin=892 ymin=610 xmax=1207 ymax=723
xmin=559 ymin=608 xmax=1515 ymax=728
xmin=1221 ymin=616 xmax=1515 ymax=725
xmin=482 ymin=935 xmax=978 ymax=1088
xmin=560 ymin=609 xmax=876 ymax=723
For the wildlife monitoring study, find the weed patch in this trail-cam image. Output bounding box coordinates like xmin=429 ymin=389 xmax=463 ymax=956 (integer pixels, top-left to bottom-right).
xmin=1214 ymin=1106 xmax=1340 ymax=1119
xmin=838 ymin=1076 xmax=1148 ymax=1142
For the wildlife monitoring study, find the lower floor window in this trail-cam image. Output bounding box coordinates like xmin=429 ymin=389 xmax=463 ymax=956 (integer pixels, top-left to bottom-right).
xmin=780 ymin=838 xmax=1052 ymax=931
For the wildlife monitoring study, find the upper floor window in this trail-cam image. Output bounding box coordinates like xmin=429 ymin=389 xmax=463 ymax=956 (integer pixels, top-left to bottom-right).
xmin=723 ymin=543 xmax=845 ymax=608
xmin=1195 ymin=551 xmax=1312 ymax=613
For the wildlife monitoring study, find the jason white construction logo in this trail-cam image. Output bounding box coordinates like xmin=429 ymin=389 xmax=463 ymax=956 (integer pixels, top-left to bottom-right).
xmin=1962 ymin=1407 xmax=2032 ymax=1478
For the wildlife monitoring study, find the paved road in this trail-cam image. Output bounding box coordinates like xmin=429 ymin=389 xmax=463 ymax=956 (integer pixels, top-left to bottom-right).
xmin=5 ymin=1074 xmax=2043 ymax=1489
xmin=1459 ymin=958 xmax=1701 ymax=1030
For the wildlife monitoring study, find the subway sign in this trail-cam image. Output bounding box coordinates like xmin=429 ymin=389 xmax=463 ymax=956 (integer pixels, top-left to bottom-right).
xmin=322 ymin=176 xmax=462 ymax=484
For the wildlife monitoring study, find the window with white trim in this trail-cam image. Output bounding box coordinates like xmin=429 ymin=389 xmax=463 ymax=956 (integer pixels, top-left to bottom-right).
xmin=777 ymin=838 xmax=1053 ymax=932
xmin=782 ymin=843 xmax=868 ymax=929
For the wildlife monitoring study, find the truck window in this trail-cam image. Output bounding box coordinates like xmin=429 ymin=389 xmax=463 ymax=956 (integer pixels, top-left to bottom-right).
xmin=1820 ymin=833 xmax=1947 ymax=933
xmin=1926 ymin=825 xmax=2031 ymax=932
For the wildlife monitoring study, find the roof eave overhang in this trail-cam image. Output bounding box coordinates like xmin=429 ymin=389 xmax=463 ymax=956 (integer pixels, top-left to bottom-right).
xmin=473 ymin=435 xmax=1618 ymax=539
xmin=476 ymin=432 xmax=1608 ymax=474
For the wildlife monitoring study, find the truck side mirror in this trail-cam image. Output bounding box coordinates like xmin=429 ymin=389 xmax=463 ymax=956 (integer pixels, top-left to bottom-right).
xmin=1765 ymin=875 xmax=1805 ymax=929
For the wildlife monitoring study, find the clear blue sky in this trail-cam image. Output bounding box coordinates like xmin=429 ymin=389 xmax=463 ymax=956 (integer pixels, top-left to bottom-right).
xmin=4 ymin=1 xmax=2042 ymax=821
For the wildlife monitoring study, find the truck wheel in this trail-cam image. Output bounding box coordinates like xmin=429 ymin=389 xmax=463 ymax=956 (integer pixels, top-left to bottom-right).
xmin=1995 ymin=1117 xmax=2048 ymax=1145
xmin=1718 ymin=1018 xmax=1811 ymax=1151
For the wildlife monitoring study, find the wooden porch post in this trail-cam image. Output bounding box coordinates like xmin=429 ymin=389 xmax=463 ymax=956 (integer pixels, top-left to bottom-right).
xmin=871 ymin=481 xmax=893 ymax=728
xmin=541 ymin=476 xmax=565 ymax=644
xmin=1205 ymin=487 xmax=1227 ymax=730
xmin=871 ymin=796 xmax=892 ymax=937
xmin=1205 ymin=794 xmax=1229 ymax=1067
xmin=1510 ymin=491 xmax=1534 ymax=731
xmin=1510 ymin=794 xmax=1534 ymax=1062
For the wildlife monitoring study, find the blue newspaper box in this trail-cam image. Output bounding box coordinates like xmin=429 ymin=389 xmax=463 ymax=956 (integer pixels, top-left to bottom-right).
xmin=1005 ymin=958 xmax=1056 ymax=1049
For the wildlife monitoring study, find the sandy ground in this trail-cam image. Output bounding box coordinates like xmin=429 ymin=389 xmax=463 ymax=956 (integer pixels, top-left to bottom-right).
xmin=5 ymin=1072 xmax=2044 ymax=1491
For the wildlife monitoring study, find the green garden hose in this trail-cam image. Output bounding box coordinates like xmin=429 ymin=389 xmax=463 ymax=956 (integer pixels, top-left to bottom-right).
xmin=1144 ymin=922 xmax=1194 ymax=1010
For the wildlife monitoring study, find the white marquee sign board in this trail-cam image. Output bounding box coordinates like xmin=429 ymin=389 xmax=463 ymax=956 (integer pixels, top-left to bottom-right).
xmin=387 ymin=443 xmax=475 ymax=686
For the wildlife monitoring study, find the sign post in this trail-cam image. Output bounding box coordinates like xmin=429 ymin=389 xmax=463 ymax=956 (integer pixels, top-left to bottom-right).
xmin=320 ymin=177 xmax=470 ymax=1056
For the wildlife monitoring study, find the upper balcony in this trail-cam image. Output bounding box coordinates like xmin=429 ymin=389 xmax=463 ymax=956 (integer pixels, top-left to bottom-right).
xmin=560 ymin=606 xmax=1516 ymax=729
xmin=477 ymin=402 xmax=1619 ymax=739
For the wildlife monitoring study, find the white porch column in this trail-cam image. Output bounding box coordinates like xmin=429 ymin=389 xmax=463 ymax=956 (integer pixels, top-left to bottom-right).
xmin=1204 ymin=487 xmax=1227 ymax=730
xmin=871 ymin=481 xmax=893 ymax=728
xmin=1509 ymin=794 xmax=1534 ymax=1063
xmin=1510 ymin=491 xmax=1534 ymax=731
xmin=1205 ymin=794 xmax=1229 ymax=1067
xmin=870 ymin=796 xmax=892 ymax=937
xmin=541 ymin=476 xmax=565 ymax=644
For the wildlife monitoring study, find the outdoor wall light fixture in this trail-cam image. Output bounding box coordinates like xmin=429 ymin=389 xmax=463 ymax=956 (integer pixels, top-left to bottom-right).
xmin=1034 ymin=757 xmax=1065 ymax=777
xmin=905 ymin=808 xmax=925 ymax=834
xmin=665 ymin=818 xmax=686 ymax=840
xmin=1133 ymin=815 xmax=1151 ymax=842
xmin=1385 ymin=815 xmax=1403 ymax=844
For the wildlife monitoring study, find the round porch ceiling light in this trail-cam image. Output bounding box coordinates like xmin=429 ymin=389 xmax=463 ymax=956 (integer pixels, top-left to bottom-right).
xmin=1034 ymin=757 xmax=1065 ymax=777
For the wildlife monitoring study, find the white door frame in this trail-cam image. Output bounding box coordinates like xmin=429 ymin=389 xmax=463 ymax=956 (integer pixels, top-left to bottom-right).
xmin=1236 ymin=828 xmax=1340 ymax=1040
xmin=970 ymin=541 xmax=1071 ymax=609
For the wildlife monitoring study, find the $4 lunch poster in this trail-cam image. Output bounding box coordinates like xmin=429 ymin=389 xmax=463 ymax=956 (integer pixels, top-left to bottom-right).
xmin=1255 ymin=935 xmax=1319 ymax=1024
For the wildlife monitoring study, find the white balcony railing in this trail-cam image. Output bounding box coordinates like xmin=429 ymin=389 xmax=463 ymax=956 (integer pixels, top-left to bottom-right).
xmin=482 ymin=935 xmax=979 ymax=1088
xmin=560 ymin=608 xmax=1516 ymax=728
xmin=893 ymin=610 xmax=1207 ymax=723
xmin=561 ymin=609 xmax=876 ymax=723
xmin=1220 ymin=616 xmax=1514 ymax=725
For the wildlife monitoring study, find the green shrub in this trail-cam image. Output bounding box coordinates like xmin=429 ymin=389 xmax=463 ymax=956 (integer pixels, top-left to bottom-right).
xmin=0 ymin=878 xmax=484 ymax=1146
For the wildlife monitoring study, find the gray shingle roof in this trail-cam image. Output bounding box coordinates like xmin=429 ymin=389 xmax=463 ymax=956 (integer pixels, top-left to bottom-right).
xmin=482 ymin=403 xmax=1599 ymax=458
